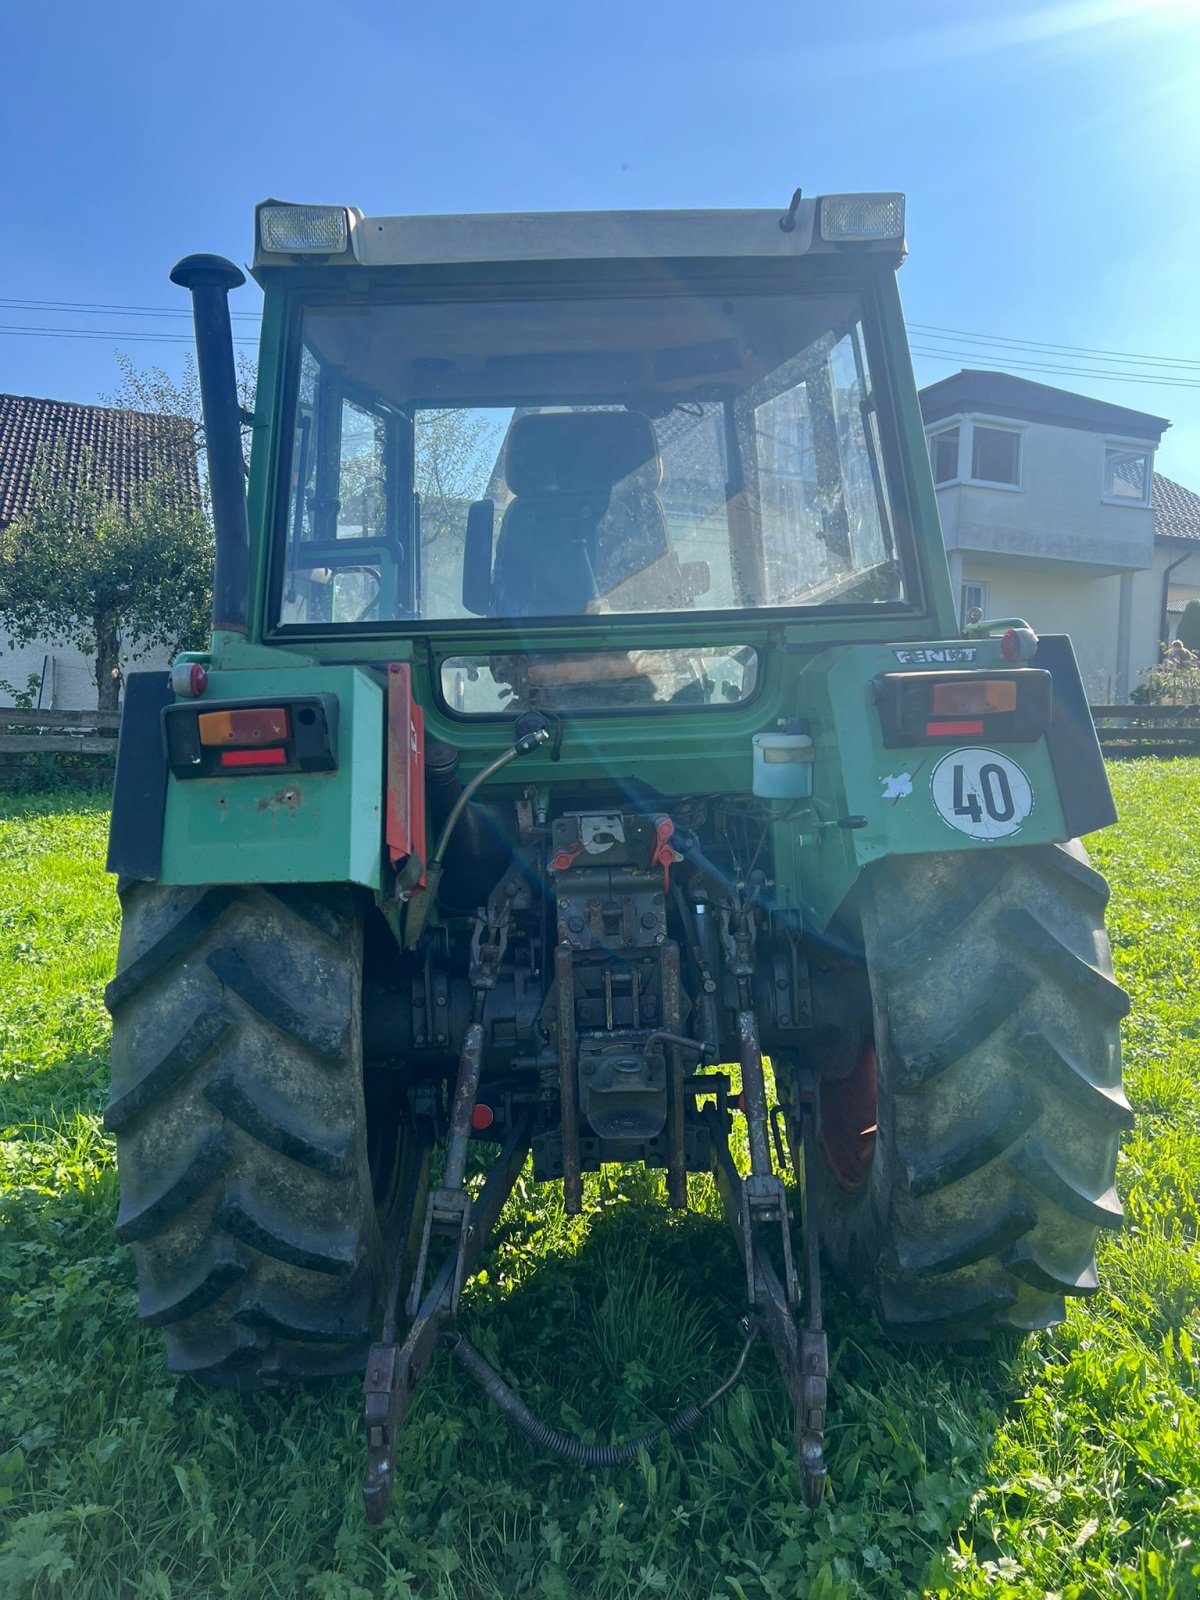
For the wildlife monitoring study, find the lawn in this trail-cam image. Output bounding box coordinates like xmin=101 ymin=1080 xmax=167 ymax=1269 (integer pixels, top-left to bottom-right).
xmin=1 ymin=766 xmax=1198 ymax=1600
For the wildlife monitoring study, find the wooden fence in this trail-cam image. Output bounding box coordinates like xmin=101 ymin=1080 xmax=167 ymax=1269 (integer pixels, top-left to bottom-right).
xmin=1089 ymin=704 xmax=1200 ymax=759
xmin=0 ymin=708 xmax=120 ymax=786
xmin=0 ymin=707 xmax=121 ymax=756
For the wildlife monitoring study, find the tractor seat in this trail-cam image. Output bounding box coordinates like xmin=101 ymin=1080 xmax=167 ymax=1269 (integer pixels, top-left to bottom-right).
xmin=490 ymin=410 xmax=672 ymax=617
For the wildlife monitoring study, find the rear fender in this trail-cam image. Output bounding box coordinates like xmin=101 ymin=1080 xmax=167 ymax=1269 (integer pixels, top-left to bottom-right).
xmin=156 ymin=664 xmax=385 ymax=888
xmin=790 ymin=635 xmax=1112 ymax=932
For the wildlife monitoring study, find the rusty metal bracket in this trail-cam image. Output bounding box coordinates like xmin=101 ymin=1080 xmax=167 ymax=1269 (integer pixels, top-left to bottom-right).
xmin=363 ymin=1118 xmax=531 ymax=1524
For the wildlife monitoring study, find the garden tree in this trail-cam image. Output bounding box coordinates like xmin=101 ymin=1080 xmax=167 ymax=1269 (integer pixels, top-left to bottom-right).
xmin=415 ymin=408 xmax=509 ymax=606
xmin=0 ymin=442 xmax=212 ymax=711
xmin=108 ymin=355 xmax=492 ymax=511
xmin=416 ymin=407 xmax=499 ymax=517
xmin=103 ymin=353 xmax=500 ymax=624
xmin=1176 ymin=598 xmax=1200 ymax=653
xmin=103 ymin=350 xmax=258 ymax=484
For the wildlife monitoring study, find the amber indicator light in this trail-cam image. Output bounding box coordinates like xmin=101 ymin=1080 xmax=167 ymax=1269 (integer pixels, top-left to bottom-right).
xmin=199 ymin=707 xmax=291 ymax=746
xmin=930 ymin=679 xmax=1018 ymax=717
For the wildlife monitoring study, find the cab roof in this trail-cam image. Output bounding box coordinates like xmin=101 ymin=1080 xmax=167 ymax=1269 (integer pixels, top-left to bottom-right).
xmin=250 ymin=195 xmax=906 ymax=279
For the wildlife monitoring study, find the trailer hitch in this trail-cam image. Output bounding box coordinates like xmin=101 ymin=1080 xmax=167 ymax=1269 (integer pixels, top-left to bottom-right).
xmin=364 ymin=983 xmax=828 ymax=1513
xmin=362 ymin=1115 xmax=766 ymax=1518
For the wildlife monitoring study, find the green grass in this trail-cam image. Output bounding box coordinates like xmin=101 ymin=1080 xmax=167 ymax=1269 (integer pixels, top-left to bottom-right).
xmin=2 ymin=768 xmax=1199 ymax=1599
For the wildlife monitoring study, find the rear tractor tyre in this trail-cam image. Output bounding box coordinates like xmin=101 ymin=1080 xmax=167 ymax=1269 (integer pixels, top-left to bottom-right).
xmin=811 ymin=841 xmax=1132 ymax=1340
xmin=105 ymin=882 xmax=426 ymax=1385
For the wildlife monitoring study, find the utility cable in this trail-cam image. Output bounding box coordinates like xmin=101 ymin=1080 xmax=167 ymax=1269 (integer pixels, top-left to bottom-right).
xmin=908 ymin=321 xmax=1200 ymax=370
xmin=0 ymin=324 xmax=259 ymax=345
xmin=909 ymin=346 xmax=1200 ymax=390
xmin=0 ymin=296 xmax=259 ymax=321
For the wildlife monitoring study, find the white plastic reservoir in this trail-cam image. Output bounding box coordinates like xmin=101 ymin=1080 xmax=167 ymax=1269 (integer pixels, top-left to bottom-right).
xmin=752 ymin=730 xmax=814 ymax=799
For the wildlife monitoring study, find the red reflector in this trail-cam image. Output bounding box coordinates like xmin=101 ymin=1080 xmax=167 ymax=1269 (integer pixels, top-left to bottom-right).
xmin=471 ymin=1104 xmax=494 ymax=1131
xmin=1001 ymin=628 xmax=1021 ymax=663
xmin=925 ymin=720 xmax=985 ymax=736
xmin=220 ymin=748 xmax=288 ymax=768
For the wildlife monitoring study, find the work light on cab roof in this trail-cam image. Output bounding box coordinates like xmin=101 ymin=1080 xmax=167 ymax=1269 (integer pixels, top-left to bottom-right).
xmin=104 ymin=185 xmax=1129 ymax=1526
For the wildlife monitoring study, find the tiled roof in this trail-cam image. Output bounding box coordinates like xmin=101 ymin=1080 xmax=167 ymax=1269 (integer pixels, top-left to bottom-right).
xmin=0 ymin=392 xmax=200 ymax=526
xmin=1153 ymin=472 xmax=1200 ymax=543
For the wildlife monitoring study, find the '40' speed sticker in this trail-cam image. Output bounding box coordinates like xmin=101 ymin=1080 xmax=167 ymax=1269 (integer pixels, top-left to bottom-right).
xmin=930 ymin=748 xmax=1033 ymax=839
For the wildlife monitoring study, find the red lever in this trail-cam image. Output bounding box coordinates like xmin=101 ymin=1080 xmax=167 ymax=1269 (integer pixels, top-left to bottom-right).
xmin=651 ymin=814 xmax=677 ymax=891
xmin=550 ymin=841 xmax=585 ymax=873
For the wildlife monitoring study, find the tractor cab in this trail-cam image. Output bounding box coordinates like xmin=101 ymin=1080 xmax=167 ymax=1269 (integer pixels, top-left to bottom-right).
xmin=247 ymin=197 xmax=952 ymax=699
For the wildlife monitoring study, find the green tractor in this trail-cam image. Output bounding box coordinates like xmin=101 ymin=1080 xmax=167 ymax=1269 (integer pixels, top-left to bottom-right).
xmin=104 ymin=192 xmax=1129 ymax=1515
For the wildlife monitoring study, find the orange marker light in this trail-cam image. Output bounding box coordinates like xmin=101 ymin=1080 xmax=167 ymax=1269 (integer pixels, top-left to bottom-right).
xmin=199 ymin=707 xmax=291 ymax=746
xmin=930 ymin=679 xmax=1018 ymax=717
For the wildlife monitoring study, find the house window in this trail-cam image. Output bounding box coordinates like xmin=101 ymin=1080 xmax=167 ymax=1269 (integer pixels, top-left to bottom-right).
xmin=1104 ymin=445 xmax=1151 ymax=505
xmin=929 ymin=426 xmax=960 ymax=485
xmin=971 ymin=425 xmax=1021 ymax=487
xmin=961 ymin=581 xmax=989 ymax=626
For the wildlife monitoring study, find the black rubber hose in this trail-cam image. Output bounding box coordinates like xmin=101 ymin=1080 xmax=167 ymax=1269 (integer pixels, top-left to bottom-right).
xmin=446 ymin=1323 xmax=757 ymax=1467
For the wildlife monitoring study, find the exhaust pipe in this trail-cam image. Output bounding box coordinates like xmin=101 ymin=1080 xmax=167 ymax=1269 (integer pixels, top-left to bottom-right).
xmin=169 ymin=253 xmax=250 ymax=635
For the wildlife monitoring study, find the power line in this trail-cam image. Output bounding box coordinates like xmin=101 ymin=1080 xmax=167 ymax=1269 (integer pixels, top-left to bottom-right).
xmin=0 ymin=323 xmax=258 ymax=346
xmin=909 ymin=346 xmax=1200 ymax=390
xmin=1 ymin=295 xmax=1196 ymax=391
xmin=2 ymin=295 xmax=1194 ymax=366
xmin=908 ymin=321 xmax=1200 ymax=371
xmin=0 ymin=295 xmax=260 ymax=322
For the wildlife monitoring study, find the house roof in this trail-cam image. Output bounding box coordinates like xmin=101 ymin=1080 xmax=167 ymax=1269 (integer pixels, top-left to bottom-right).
xmin=919 ymin=369 xmax=1169 ymax=441
xmin=1152 ymin=472 xmax=1200 ymax=544
xmin=0 ymin=392 xmax=200 ymax=526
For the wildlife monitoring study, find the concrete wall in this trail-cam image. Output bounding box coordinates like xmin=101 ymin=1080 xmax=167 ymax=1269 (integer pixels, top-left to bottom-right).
xmin=0 ymin=636 xmax=171 ymax=710
xmin=958 ymin=562 xmax=1128 ymax=701
xmin=956 ymin=545 xmax=1200 ymax=703
xmin=937 ymin=417 xmax=1156 ymax=573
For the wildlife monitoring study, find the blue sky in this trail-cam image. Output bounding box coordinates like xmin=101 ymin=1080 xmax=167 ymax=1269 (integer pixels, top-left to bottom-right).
xmin=4 ymin=0 xmax=1199 ymax=478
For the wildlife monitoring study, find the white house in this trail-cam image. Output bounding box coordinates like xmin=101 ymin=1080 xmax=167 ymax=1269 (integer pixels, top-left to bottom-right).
xmin=918 ymin=370 xmax=1193 ymax=702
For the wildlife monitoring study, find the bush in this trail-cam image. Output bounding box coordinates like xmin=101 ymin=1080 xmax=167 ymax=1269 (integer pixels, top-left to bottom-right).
xmin=1176 ymin=599 xmax=1200 ymax=653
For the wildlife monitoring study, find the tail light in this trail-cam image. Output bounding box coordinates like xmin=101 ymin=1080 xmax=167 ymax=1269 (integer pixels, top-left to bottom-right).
xmin=874 ymin=670 xmax=1051 ymax=748
xmin=930 ymin=680 xmax=1017 ymax=717
xmin=198 ymin=707 xmax=291 ymax=746
xmin=162 ymin=694 xmax=339 ymax=777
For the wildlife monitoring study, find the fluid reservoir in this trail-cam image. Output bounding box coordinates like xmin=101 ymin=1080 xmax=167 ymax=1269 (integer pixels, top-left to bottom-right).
xmin=752 ymin=722 xmax=814 ymax=799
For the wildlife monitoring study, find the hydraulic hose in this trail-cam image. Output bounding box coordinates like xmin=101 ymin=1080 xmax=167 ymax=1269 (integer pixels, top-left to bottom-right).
xmin=446 ymin=1322 xmax=757 ymax=1467
xmin=404 ymin=726 xmax=549 ymax=948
